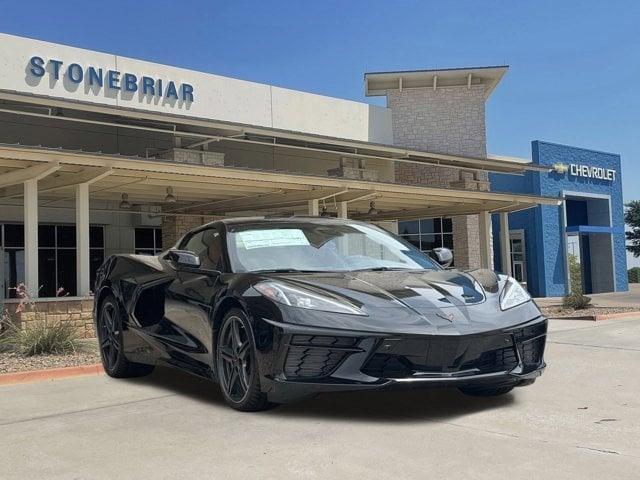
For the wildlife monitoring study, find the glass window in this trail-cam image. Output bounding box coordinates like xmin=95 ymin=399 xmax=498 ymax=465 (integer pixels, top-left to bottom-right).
xmin=90 ymin=226 xmax=104 ymax=248
xmin=38 ymin=249 xmax=57 ymax=297
xmin=4 ymin=224 xmax=24 ymax=248
xmin=135 ymin=228 xmax=162 ymax=255
xmin=420 ymin=218 xmax=441 ymax=234
xmin=57 ymin=225 xmax=76 ymax=248
xmin=39 ymin=225 xmax=55 ymax=247
xmin=398 ymin=220 xmax=419 ymax=235
xmin=2 ymin=224 xmax=105 ymax=298
xmin=399 ymin=217 xmax=453 ymax=263
xmin=3 ymin=248 xmax=24 ymax=298
xmin=443 ymin=233 xmax=454 ymax=250
xmin=401 ymin=234 xmax=420 ymax=250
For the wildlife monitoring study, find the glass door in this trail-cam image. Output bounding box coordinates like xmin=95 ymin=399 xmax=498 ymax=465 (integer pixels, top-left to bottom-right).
xmin=509 ymin=231 xmax=527 ymax=288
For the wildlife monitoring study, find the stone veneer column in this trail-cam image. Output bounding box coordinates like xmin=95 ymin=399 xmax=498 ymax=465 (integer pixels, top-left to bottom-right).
xmin=161 ymin=214 xmax=216 ymax=249
xmin=387 ymin=85 xmax=488 ymax=269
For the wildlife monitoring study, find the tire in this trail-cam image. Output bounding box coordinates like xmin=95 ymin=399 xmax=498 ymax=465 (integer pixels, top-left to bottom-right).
xmin=215 ymin=309 xmax=274 ymax=412
xmin=97 ymin=294 xmax=154 ymax=378
xmin=458 ymin=385 xmax=515 ymax=397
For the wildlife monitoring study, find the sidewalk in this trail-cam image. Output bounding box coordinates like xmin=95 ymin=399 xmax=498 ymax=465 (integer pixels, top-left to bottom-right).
xmin=534 ymin=283 xmax=640 ymax=308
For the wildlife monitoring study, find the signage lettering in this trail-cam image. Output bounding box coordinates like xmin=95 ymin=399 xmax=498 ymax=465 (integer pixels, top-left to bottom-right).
xmin=569 ymin=164 xmax=616 ymax=181
xmin=28 ymin=56 xmax=194 ymax=102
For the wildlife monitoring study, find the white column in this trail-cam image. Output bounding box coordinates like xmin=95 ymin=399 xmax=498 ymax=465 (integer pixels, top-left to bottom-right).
xmin=337 ymin=201 xmax=348 ymax=219
xmin=478 ymin=211 xmax=493 ymax=269
xmin=308 ymin=199 xmax=319 ymax=216
xmin=76 ymin=183 xmax=90 ymax=296
xmin=499 ymin=212 xmax=512 ymax=276
xmin=23 ymin=179 xmax=39 ymax=298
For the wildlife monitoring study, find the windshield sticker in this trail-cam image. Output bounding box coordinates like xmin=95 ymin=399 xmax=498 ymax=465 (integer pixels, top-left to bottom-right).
xmin=236 ymin=229 xmax=310 ymax=249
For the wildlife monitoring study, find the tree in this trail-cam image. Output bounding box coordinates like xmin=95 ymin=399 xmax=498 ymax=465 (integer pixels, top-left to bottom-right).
xmin=625 ymin=200 xmax=640 ymax=257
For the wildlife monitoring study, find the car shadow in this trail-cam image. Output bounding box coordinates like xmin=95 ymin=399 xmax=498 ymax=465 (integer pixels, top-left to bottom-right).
xmin=270 ymin=388 xmax=517 ymax=423
xmin=123 ymin=366 xmax=517 ymax=423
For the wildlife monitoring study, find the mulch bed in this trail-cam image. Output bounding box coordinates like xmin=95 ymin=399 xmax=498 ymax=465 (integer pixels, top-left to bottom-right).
xmin=540 ymin=306 xmax=640 ymax=319
xmin=0 ymin=341 xmax=100 ymax=374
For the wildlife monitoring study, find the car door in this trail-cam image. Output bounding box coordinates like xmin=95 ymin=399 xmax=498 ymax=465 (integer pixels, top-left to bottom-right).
xmin=162 ymin=227 xmax=226 ymax=376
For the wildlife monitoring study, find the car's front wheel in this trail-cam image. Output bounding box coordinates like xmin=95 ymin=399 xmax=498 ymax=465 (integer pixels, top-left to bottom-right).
xmin=98 ymin=294 xmax=154 ymax=378
xmin=215 ymin=309 xmax=274 ymax=411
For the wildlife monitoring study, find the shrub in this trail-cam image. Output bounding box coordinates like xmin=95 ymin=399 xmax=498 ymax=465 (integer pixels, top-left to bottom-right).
xmin=567 ymin=254 xmax=583 ymax=295
xmin=1 ymin=283 xmax=83 ymax=356
xmin=0 ymin=309 xmax=14 ymax=353
xmin=4 ymin=319 xmax=82 ymax=356
xmin=628 ymin=267 xmax=640 ymax=284
xmin=562 ymin=293 xmax=592 ymax=310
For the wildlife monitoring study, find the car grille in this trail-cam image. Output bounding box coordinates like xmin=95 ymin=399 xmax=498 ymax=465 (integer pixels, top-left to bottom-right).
xmin=283 ymin=335 xmax=360 ymax=380
xmin=362 ymin=345 xmax=519 ymax=379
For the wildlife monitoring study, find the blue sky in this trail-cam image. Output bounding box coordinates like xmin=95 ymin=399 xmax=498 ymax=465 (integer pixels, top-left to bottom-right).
xmin=2 ymin=0 xmax=639 ymax=265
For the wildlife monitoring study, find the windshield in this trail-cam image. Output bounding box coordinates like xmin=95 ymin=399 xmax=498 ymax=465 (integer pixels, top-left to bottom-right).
xmin=226 ymin=221 xmax=440 ymax=273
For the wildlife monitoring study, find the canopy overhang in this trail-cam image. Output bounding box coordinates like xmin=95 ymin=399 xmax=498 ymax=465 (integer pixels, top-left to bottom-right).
xmin=0 ymin=144 xmax=561 ymax=221
xmin=0 ymin=90 xmax=550 ymax=176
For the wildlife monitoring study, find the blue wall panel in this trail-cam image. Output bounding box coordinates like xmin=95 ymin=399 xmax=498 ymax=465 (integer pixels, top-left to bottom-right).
xmin=490 ymin=141 xmax=627 ymax=297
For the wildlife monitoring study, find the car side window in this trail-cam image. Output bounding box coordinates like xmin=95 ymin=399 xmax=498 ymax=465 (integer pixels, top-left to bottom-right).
xmin=181 ymin=229 xmax=223 ymax=271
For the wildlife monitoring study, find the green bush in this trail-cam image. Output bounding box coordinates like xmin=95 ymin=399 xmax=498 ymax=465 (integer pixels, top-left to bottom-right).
xmin=567 ymin=254 xmax=583 ymax=295
xmin=0 ymin=282 xmax=83 ymax=356
xmin=562 ymin=293 xmax=592 ymax=310
xmin=628 ymin=267 xmax=640 ymax=284
xmin=1 ymin=318 xmax=82 ymax=356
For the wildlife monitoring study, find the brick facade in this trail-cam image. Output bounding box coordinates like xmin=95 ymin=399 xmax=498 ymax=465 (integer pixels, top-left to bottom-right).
xmin=387 ymin=85 xmax=488 ymax=269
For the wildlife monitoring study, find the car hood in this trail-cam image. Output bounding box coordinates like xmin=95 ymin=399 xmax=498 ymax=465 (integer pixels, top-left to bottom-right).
xmin=261 ymin=269 xmax=542 ymax=335
xmin=277 ymin=269 xmax=486 ymax=310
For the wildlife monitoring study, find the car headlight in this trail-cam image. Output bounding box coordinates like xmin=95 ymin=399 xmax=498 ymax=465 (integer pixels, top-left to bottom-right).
xmin=500 ymin=277 xmax=531 ymax=310
xmin=254 ymin=281 xmax=366 ymax=316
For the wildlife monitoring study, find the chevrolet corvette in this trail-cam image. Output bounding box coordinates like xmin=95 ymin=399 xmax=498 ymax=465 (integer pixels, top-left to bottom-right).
xmin=93 ymin=217 xmax=546 ymax=411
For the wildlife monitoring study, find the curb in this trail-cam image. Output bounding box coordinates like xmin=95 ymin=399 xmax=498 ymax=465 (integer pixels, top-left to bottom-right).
xmin=0 ymin=363 xmax=104 ymax=386
xmin=548 ymin=311 xmax=640 ymax=322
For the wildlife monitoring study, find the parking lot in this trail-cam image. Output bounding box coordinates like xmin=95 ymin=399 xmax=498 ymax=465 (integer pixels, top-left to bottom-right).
xmin=1 ymin=317 xmax=639 ymax=479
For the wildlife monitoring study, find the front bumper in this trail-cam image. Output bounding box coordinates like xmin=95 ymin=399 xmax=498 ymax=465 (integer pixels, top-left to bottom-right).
xmin=258 ymin=317 xmax=547 ymax=403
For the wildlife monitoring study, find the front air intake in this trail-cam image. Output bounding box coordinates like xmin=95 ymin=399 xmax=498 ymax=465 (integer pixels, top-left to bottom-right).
xmin=283 ymin=335 xmax=360 ymax=380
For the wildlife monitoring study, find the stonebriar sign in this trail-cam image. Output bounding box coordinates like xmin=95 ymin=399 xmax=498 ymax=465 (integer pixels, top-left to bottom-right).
xmin=28 ymin=55 xmax=194 ymax=102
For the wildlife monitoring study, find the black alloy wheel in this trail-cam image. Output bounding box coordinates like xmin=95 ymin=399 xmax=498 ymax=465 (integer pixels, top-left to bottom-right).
xmin=216 ymin=309 xmax=273 ymax=411
xmin=98 ymin=294 xmax=154 ymax=378
xmin=99 ymin=300 xmax=121 ymax=371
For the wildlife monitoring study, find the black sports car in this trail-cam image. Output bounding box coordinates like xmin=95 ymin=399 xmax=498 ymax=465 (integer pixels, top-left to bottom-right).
xmin=93 ymin=217 xmax=546 ymax=411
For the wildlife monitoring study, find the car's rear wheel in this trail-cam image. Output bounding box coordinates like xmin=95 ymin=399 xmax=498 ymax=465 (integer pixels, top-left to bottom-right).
xmin=458 ymin=385 xmax=515 ymax=397
xmin=98 ymin=294 xmax=154 ymax=378
xmin=216 ymin=309 xmax=274 ymax=412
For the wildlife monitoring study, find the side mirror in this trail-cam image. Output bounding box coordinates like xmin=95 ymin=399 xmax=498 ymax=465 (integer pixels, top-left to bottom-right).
xmin=430 ymin=247 xmax=453 ymax=268
xmin=168 ymin=250 xmax=201 ymax=269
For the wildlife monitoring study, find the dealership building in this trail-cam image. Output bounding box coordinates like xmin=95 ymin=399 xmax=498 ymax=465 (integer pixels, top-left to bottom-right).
xmin=0 ymin=33 xmax=626 ymax=329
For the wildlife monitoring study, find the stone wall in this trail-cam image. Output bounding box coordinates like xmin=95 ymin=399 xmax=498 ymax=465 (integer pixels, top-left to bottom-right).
xmin=161 ymin=214 xmax=216 ymax=248
xmin=387 ymin=85 xmax=488 ymax=269
xmin=13 ymin=298 xmax=96 ymax=338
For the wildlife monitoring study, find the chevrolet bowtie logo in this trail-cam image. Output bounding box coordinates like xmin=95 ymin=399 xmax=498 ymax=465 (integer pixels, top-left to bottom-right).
xmin=553 ymin=163 xmax=569 ymax=174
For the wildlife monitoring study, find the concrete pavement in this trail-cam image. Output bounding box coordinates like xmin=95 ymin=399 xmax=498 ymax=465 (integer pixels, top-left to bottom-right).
xmin=535 ymin=283 xmax=640 ymax=308
xmin=1 ymin=318 xmax=639 ymax=479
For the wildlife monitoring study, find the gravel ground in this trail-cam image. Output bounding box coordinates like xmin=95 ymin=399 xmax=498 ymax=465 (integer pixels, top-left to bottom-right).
xmin=0 ymin=340 xmax=100 ymax=374
xmin=540 ymin=305 xmax=639 ymax=318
